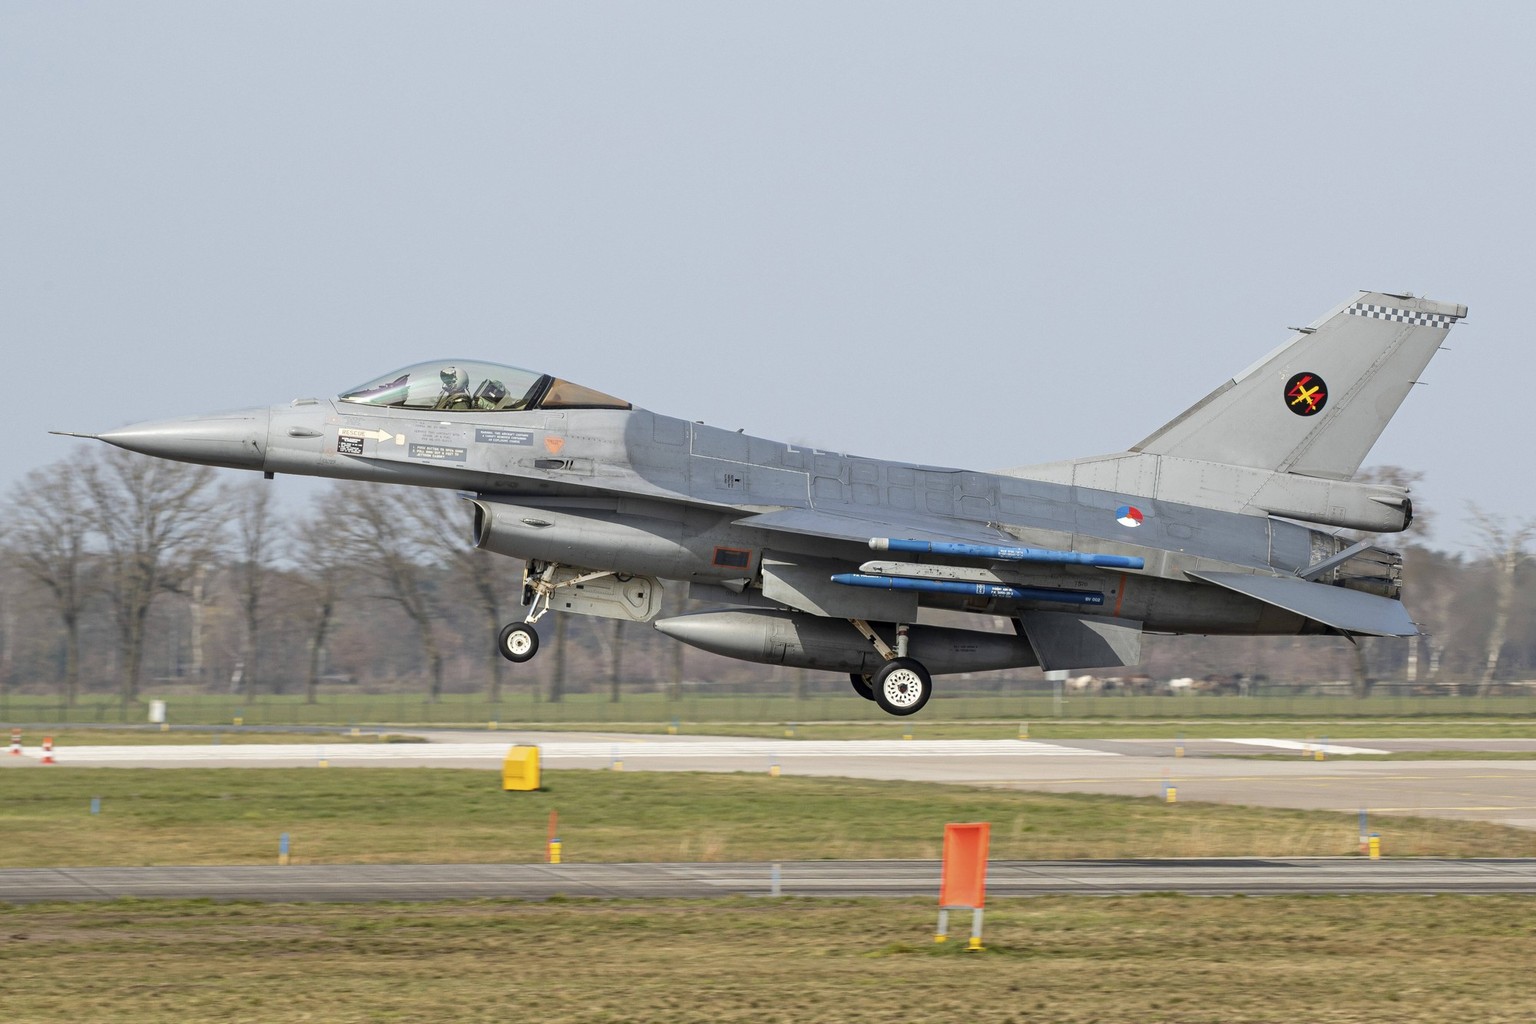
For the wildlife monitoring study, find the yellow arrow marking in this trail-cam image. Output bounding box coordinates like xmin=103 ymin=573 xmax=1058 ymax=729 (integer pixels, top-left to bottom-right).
xmin=339 ymin=428 xmax=405 ymax=445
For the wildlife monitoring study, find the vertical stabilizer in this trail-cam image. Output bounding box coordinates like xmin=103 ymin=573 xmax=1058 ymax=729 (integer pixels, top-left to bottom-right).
xmin=1132 ymin=292 xmax=1466 ymax=480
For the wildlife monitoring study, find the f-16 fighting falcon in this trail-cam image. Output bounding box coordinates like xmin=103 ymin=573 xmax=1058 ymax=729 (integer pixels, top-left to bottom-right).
xmin=64 ymin=290 xmax=1465 ymax=716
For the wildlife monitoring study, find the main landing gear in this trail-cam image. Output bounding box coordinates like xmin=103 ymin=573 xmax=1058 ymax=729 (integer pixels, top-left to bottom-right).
xmin=848 ymin=619 xmax=933 ymax=716
xmin=849 ymin=673 xmax=875 ymax=701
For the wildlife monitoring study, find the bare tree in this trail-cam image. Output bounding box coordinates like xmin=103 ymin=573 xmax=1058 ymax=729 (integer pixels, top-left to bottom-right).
xmin=290 ymin=502 xmax=351 ymax=704
xmin=228 ymin=479 xmax=281 ymax=696
xmin=80 ymin=448 xmax=221 ymax=705
xmin=327 ymin=482 xmax=445 ymax=700
xmin=1344 ymin=468 xmax=1435 ymax=697
xmin=548 ymin=613 xmax=568 ymax=702
xmin=397 ymin=487 xmax=513 ymax=702
xmin=5 ymin=452 xmax=97 ymax=704
xmin=609 ymin=618 xmax=624 ymax=703
xmin=1468 ymin=505 xmax=1536 ymax=696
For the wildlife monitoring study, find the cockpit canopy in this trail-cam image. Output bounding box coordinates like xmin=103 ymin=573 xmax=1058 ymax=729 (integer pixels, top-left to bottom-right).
xmin=338 ymin=360 xmax=630 ymax=413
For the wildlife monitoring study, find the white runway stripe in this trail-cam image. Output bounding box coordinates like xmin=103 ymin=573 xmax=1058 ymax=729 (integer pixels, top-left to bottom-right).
xmin=41 ymin=738 xmax=1111 ymax=764
xmin=1218 ymin=738 xmax=1390 ymax=756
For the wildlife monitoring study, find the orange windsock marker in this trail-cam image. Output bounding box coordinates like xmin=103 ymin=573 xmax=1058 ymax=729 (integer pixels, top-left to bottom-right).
xmin=40 ymin=736 xmax=55 ymax=765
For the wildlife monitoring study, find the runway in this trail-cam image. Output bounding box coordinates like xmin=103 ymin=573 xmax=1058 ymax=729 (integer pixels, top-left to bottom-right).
xmin=6 ymin=857 xmax=1536 ymax=904
xmin=13 ymin=731 xmax=1536 ymax=830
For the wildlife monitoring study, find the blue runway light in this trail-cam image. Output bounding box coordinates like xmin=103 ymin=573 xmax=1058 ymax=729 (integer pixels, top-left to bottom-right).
xmin=870 ymin=537 xmax=1144 ymax=570
xmin=831 ymin=573 xmax=1104 ymax=606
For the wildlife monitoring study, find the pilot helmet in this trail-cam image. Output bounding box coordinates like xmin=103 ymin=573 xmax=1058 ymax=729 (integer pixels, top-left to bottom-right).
xmin=440 ymin=365 xmax=462 ymax=389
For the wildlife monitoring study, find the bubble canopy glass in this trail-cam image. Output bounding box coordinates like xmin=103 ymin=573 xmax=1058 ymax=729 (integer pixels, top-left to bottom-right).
xmin=338 ymin=361 xmax=630 ymax=413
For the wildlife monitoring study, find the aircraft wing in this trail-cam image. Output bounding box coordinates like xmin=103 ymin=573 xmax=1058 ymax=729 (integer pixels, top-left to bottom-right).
xmin=734 ymin=507 xmax=1017 ymax=548
xmin=1187 ymin=571 xmax=1418 ymax=637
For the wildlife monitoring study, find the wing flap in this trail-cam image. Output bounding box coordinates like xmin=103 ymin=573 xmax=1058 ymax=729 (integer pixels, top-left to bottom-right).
xmin=1188 ymin=571 xmax=1418 ymax=637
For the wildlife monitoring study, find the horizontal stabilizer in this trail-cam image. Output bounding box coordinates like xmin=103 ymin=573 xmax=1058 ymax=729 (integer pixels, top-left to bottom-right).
xmin=1017 ymin=612 xmax=1143 ymax=671
xmin=1188 ymin=571 xmax=1418 ymax=637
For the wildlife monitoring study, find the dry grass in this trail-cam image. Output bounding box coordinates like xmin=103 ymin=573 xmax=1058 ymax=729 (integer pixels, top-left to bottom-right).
xmin=5 ymin=895 xmax=1536 ymax=1023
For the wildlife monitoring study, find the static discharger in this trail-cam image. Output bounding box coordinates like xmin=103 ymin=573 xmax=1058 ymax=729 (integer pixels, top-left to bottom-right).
xmin=870 ymin=537 xmax=1145 ymax=570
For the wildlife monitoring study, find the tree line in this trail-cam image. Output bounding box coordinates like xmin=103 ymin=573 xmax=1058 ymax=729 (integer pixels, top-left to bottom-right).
xmin=0 ymin=449 xmax=1531 ymax=704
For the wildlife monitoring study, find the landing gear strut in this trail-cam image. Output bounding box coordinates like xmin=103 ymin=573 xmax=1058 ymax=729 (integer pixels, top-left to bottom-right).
xmin=848 ymin=619 xmax=934 ymax=716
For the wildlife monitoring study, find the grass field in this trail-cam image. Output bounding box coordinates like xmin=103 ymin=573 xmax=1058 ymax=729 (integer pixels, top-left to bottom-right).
xmin=10 ymin=717 xmax=1536 ymax=745
xmin=7 ymin=689 xmax=1536 ymax=728
xmin=3 ymin=768 xmax=1531 ymax=868
xmin=5 ymin=763 xmax=1535 ymax=1022
xmin=4 ymin=894 xmax=1535 ymax=1023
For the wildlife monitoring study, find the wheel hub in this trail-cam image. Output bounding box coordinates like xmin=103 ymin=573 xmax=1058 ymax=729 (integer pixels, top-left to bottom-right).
xmin=882 ymin=669 xmax=924 ymax=708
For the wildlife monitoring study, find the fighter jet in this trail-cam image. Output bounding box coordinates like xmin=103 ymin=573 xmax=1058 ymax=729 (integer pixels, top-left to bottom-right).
xmin=68 ymin=290 xmax=1464 ymax=715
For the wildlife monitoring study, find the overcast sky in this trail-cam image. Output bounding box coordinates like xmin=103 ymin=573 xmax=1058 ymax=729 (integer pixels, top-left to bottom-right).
xmin=2 ymin=2 xmax=1528 ymax=550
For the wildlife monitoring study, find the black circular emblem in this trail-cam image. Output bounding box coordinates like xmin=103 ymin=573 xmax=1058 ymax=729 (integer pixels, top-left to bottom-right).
xmin=1284 ymin=371 xmax=1327 ymax=416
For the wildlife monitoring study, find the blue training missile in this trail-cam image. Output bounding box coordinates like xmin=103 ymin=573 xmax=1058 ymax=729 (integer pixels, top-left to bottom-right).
xmin=831 ymin=572 xmax=1105 ymax=606
xmin=869 ymin=537 xmax=1144 ymax=570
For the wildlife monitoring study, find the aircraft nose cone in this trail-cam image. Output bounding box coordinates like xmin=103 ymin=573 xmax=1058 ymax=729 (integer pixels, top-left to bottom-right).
xmin=97 ymin=408 xmax=271 ymax=471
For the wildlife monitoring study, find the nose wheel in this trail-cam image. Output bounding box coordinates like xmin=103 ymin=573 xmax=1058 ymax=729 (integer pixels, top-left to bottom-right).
xmin=498 ymin=622 xmax=540 ymax=663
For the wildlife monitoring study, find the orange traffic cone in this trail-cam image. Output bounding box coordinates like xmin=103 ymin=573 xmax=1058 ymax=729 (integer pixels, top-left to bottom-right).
xmin=40 ymin=736 xmax=55 ymax=765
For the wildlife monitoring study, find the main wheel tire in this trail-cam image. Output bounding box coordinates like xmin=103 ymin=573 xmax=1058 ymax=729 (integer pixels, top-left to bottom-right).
xmin=498 ymin=622 xmax=540 ymax=663
xmin=872 ymin=658 xmax=932 ymax=716
xmin=849 ymin=672 xmax=875 ymax=701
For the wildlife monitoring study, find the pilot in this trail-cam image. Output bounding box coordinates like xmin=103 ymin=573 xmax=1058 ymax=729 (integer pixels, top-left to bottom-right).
xmin=435 ymin=365 xmax=472 ymax=410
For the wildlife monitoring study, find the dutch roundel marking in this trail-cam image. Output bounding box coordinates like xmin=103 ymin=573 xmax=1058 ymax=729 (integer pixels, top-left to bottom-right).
xmin=1115 ymin=505 xmax=1144 ymax=528
xmin=1284 ymin=372 xmax=1327 ymax=416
